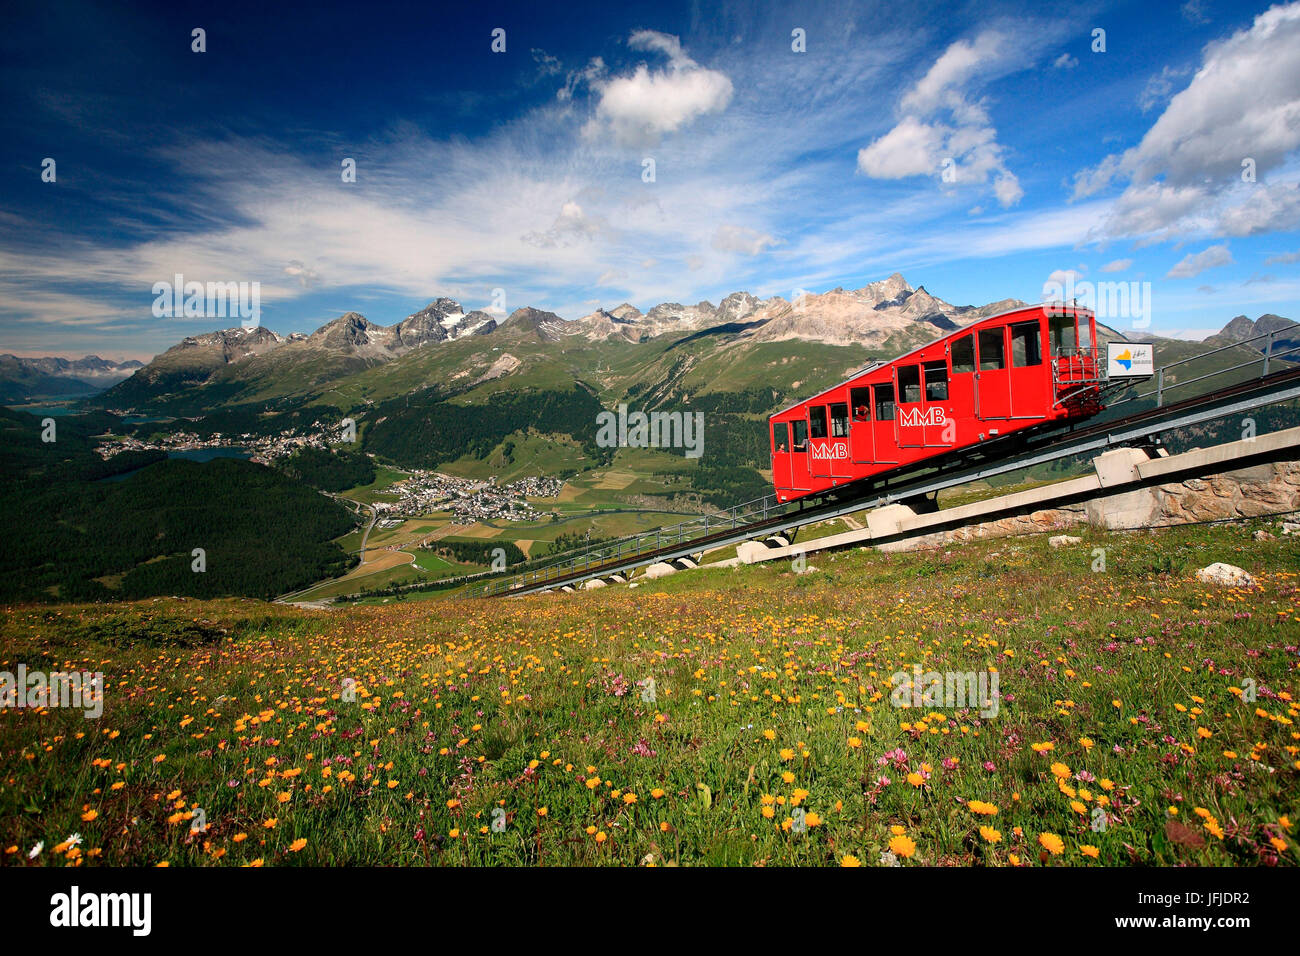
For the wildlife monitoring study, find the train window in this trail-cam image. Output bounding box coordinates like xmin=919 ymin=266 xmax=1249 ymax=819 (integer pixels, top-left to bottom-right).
xmin=898 ymin=365 xmax=922 ymax=403
xmin=1078 ymin=318 xmax=1095 ymax=352
xmin=791 ymin=418 xmax=808 ymax=451
xmin=1011 ymin=322 xmax=1043 ymax=367
xmin=951 ymin=334 xmax=975 ymax=374
xmin=850 ymin=387 xmax=871 ymax=421
xmin=874 ymin=384 xmax=895 ymax=421
xmin=978 ymin=328 xmax=1006 ymax=370
xmin=809 ymin=405 xmax=828 ymax=439
xmin=924 ymin=361 xmax=949 ymax=401
xmin=1049 ymin=314 xmax=1077 ymax=352
xmin=773 ymin=421 xmax=789 ymax=453
xmin=830 ymin=403 xmax=849 ymax=437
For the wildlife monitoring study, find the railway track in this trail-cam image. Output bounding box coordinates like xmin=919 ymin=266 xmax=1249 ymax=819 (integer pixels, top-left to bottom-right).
xmin=460 ymin=361 xmax=1300 ymax=599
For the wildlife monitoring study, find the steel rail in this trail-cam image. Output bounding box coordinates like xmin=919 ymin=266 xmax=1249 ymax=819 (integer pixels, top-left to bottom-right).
xmin=459 ymin=363 xmax=1300 ymax=599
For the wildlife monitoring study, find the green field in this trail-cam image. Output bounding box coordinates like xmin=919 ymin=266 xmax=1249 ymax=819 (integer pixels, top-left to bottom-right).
xmin=3 ymin=517 xmax=1296 ymax=866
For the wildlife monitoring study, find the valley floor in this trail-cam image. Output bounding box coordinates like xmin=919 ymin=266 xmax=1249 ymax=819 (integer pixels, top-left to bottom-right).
xmin=1 ymin=519 xmax=1296 ymax=867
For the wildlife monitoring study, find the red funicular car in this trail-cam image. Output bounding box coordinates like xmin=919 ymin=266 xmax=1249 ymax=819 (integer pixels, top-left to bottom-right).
xmin=769 ymin=303 xmax=1105 ymax=503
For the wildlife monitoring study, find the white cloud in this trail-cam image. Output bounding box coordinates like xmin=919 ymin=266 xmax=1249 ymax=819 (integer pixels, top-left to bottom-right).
xmin=1218 ymin=181 xmax=1300 ymax=236
xmin=1166 ymin=244 xmax=1234 ymax=278
xmin=711 ymin=224 xmax=778 ymax=256
xmin=283 ymin=259 xmax=320 ymax=287
xmin=521 ymin=200 xmax=602 ymax=248
xmin=1182 ymin=0 xmax=1211 ymax=25
xmin=857 ymin=30 xmax=1025 ymax=207
xmin=900 ymin=32 xmax=1006 ymax=116
xmin=1265 ymin=249 xmax=1300 ymax=264
xmin=857 ymin=116 xmax=944 ymax=178
xmin=1042 ymin=268 xmax=1085 ymax=295
xmin=1054 ymin=53 xmax=1078 ymax=69
xmin=1138 ymin=65 xmax=1191 ymax=113
xmin=1101 ymin=258 xmax=1133 ymax=273
xmin=993 ymin=173 xmax=1024 ymax=208
xmin=532 ymin=48 xmax=563 ymax=78
xmin=1080 ymin=3 xmax=1300 ymax=238
xmin=583 ymin=31 xmax=732 ymax=148
xmin=558 ymin=58 xmax=606 ymax=102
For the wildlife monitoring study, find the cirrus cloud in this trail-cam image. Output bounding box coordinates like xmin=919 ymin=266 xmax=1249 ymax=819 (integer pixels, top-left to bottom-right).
xmin=1166 ymin=244 xmax=1233 ymax=278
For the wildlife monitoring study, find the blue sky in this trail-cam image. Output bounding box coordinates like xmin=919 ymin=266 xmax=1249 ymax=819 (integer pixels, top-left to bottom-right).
xmin=2 ymin=0 xmax=1299 ymax=360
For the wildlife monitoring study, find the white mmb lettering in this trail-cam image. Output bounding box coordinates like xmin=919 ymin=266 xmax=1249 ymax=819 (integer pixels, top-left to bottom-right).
xmin=897 ymin=406 xmax=947 ymax=428
xmin=810 ymin=441 xmax=848 ymax=460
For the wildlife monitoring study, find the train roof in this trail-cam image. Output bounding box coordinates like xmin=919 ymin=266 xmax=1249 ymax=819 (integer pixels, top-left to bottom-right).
xmin=769 ymin=301 xmax=1095 ymax=419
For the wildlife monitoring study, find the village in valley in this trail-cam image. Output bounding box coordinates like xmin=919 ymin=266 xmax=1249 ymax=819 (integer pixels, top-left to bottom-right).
xmin=373 ymin=472 xmax=564 ymax=525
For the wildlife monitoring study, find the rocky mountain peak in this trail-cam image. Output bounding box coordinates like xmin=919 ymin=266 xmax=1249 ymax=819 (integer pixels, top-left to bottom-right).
xmin=1218 ymin=314 xmax=1257 ymax=342
xmin=503 ymin=307 xmax=568 ymax=342
xmin=309 ymin=312 xmax=376 ymax=349
xmin=1255 ymin=313 xmax=1299 ymax=338
xmin=717 ymin=291 xmax=760 ymax=323
xmin=608 ymin=303 xmax=642 ymax=321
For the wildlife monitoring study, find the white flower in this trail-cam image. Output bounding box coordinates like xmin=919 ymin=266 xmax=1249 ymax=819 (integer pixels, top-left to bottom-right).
xmin=878 ymin=851 xmax=900 ymax=867
xmin=28 ymin=841 xmax=43 ymax=859
xmin=66 ymin=832 xmax=83 ymax=847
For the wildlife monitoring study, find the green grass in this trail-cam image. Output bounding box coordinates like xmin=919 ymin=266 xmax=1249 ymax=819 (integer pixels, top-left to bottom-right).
xmin=340 ymin=465 xmax=409 ymax=505
xmin=1 ymin=518 xmax=1296 ymax=867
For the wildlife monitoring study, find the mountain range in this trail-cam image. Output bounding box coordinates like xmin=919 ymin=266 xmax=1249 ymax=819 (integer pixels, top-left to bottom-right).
xmin=0 ymin=354 xmax=143 ymax=403
xmin=6 ymin=274 xmax=1294 ymax=451
xmin=84 ymin=274 xmax=1029 ymax=408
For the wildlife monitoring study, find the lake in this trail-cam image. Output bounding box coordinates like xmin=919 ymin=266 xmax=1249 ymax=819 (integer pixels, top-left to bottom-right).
xmin=100 ymin=446 xmax=254 ymax=482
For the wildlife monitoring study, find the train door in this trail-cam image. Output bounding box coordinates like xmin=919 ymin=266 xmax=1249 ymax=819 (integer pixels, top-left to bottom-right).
xmin=788 ymin=416 xmax=811 ymax=491
xmin=975 ymin=326 xmax=1011 ymax=420
xmin=872 ymin=383 xmax=899 ymax=463
xmin=828 ymin=401 xmax=854 ymax=479
xmin=922 ymin=361 xmax=952 ymax=446
xmin=850 ymin=386 xmax=873 ymax=464
xmin=948 ymin=332 xmax=977 ymax=436
xmin=895 ymin=364 xmax=924 ymax=447
xmin=772 ymin=421 xmax=792 ymax=491
xmin=1009 ymin=319 xmax=1045 ymax=417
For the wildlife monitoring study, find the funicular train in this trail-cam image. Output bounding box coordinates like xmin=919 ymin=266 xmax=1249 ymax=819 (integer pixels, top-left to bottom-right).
xmin=769 ymin=303 xmax=1107 ymax=503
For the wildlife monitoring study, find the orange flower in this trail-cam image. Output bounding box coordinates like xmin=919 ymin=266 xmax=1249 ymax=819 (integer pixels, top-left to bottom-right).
xmin=1038 ymin=832 xmax=1065 ymax=855
xmin=888 ymin=834 xmax=916 ymax=859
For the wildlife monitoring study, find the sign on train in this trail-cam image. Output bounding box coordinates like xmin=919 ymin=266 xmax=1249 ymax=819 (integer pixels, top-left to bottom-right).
xmin=1106 ymin=342 xmax=1155 ymax=378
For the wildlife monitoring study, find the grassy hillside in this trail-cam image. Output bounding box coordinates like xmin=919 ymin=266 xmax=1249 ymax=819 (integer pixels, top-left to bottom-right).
xmin=2 ymin=519 xmax=1295 ymax=866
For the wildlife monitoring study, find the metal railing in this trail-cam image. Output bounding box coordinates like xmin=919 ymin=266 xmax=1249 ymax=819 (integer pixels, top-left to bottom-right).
xmin=451 ymin=491 xmax=797 ymax=598
xmin=1106 ymin=325 xmax=1300 ymax=411
xmin=1052 ymin=347 xmax=1105 ymax=407
xmin=453 ymin=324 xmax=1299 ymax=600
